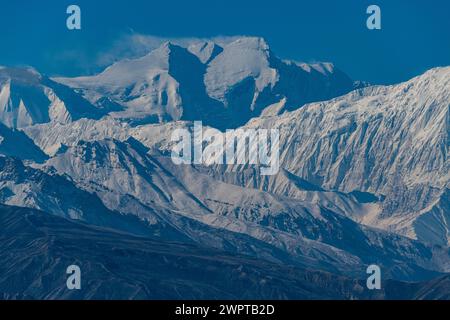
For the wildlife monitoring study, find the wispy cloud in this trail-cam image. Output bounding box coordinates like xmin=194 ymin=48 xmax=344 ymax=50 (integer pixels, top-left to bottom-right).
xmin=95 ymin=31 xmax=248 ymax=68
xmin=46 ymin=31 xmax=257 ymax=76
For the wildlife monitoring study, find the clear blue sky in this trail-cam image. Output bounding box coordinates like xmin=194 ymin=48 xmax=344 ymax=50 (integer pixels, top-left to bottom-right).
xmin=1 ymin=0 xmax=449 ymax=84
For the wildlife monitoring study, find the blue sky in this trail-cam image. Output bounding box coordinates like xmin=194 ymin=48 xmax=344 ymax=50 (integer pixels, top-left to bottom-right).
xmin=1 ymin=0 xmax=449 ymax=84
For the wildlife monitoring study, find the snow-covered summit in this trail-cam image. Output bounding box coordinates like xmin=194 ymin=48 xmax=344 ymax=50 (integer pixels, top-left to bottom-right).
xmin=55 ymin=36 xmax=357 ymax=129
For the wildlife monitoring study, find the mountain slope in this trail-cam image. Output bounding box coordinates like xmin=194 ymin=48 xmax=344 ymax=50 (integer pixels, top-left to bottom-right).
xmin=0 ymin=67 xmax=115 ymax=129
xmin=235 ymin=67 xmax=450 ymax=245
xmin=0 ymin=122 xmax=47 ymax=162
xmin=22 ymin=68 xmax=450 ymax=249
xmin=0 ymin=155 xmax=185 ymax=240
xmin=1 ymin=204 xmax=447 ymax=300
xmin=41 ymin=138 xmax=449 ymax=281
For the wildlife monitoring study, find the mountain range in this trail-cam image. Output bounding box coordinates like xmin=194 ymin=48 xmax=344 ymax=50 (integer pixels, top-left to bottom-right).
xmin=0 ymin=37 xmax=449 ymax=299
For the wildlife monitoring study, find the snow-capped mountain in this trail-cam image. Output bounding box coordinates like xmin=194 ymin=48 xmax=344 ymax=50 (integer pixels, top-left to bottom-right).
xmin=0 ymin=67 xmax=116 ymax=130
xmin=55 ymin=37 xmax=358 ymax=129
xmin=235 ymin=66 xmax=450 ymax=246
xmin=19 ymin=66 xmax=450 ymax=250
xmin=0 ymin=36 xmax=449 ymax=298
xmin=2 ymin=139 xmax=446 ymax=281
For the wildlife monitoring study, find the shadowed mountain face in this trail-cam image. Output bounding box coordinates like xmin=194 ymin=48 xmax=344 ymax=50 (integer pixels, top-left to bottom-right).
xmin=1 ymin=204 xmax=448 ymax=300
xmin=0 ymin=122 xmax=48 ymax=163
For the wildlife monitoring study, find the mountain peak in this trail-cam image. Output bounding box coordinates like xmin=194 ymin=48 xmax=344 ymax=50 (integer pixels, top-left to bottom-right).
xmin=188 ymin=41 xmax=223 ymax=64
xmin=54 ymin=36 xmax=360 ymax=129
xmin=160 ymin=40 xmax=183 ymax=51
xmin=228 ymin=36 xmax=270 ymax=51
